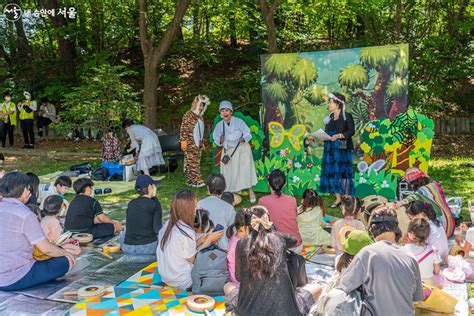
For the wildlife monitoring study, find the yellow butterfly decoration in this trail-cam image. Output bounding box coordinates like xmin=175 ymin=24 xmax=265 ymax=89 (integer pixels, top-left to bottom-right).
xmin=268 ymin=122 xmax=306 ymax=151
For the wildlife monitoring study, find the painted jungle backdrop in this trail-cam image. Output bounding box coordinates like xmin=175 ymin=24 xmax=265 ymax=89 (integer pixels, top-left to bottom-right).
xmin=260 ymin=44 xmax=409 ymax=152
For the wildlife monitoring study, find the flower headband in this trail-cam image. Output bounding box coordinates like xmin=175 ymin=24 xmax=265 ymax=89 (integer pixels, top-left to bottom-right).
xmin=328 ymin=93 xmax=346 ymax=121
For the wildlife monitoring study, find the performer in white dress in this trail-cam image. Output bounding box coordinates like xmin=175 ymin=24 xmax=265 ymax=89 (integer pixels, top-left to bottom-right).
xmin=212 ymin=101 xmax=257 ymax=203
xmin=122 ymin=119 xmax=165 ymax=176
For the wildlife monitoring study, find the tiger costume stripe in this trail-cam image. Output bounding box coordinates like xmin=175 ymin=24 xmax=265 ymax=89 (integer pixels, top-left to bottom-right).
xmin=179 ymin=95 xmax=208 ymax=187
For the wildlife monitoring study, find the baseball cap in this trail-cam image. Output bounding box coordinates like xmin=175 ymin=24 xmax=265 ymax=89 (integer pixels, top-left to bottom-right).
xmin=343 ymin=230 xmax=373 ymax=256
xmin=135 ymin=175 xmax=160 ymax=190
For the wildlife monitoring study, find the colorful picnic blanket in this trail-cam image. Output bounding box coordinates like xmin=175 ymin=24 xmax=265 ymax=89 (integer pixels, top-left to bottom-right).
xmin=67 ymin=245 xmax=324 ymax=315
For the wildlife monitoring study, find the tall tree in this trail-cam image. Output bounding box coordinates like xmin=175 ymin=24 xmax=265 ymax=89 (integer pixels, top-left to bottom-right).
xmin=138 ymin=0 xmax=191 ymax=128
xmin=42 ymin=0 xmax=76 ymax=79
xmin=257 ymin=0 xmax=281 ymax=53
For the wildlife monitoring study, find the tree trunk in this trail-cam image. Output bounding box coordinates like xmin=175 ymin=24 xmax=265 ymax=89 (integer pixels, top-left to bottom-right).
xmin=395 ymin=143 xmax=413 ymax=171
xmin=11 ymin=0 xmax=32 ymax=60
xmin=229 ymin=10 xmax=237 ymax=48
xmin=192 ymin=0 xmax=200 ymax=39
xmin=42 ymin=0 xmax=76 ymax=79
xmin=143 ymin=59 xmax=158 ymax=128
xmin=138 ymin=0 xmax=191 ymax=129
xmin=394 ymin=0 xmax=402 ymax=40
xmin=372 ymin=66 xmax=390 ymax=118
xmin=257 ymin=0 xmax=281 ymax=54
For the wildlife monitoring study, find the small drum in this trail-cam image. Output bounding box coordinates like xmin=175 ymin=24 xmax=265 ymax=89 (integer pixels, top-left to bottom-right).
xmin=186 ymin=295 xmax=215 ymax=313
xmin=77 ymin=285 xmax=106 ymax=298
xmin=103 ymin=244 xmax=120 ymax=253
xmin=338 ymin=224 xmax=356 ymax=246
xmin=72 ymin=233 xmax=93 ymax=245
xmin=450 ymin=245 xmax=468 ymax=258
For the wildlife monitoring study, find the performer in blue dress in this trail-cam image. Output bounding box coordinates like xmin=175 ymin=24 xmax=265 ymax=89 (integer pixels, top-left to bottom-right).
xmin=319 ymin=93 xmax=355 ymax=208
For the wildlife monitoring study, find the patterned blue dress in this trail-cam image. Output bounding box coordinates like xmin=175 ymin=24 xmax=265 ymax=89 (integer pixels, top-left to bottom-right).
xmin=319 ymin=113 xmax=355 ymax=196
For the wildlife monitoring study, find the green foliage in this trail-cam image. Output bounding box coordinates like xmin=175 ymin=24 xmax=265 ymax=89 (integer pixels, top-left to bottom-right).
xmin=360 ymin=45 xmax=400 ymax=69
xmin=339 ymin=64 xmax=369 ymax=89
xmin=52 ymin=65 xmax=142 ymax=137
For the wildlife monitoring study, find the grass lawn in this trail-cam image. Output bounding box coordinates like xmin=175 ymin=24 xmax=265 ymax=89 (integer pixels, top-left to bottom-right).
xmin=6 ymin=142 xmax=473 ymax=221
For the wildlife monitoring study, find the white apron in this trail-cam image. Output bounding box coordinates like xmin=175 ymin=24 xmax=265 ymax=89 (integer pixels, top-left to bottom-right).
xmin=220 ymin=142 xmax=257 ymax=193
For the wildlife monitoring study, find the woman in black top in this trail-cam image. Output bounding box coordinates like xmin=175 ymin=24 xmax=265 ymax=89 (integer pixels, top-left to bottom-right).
xmin=119 ymin=175 xmax=162 ymax=255
xmin=224 ymin=205 xmax=321 ymax=316
xmin=319 ymin=93 xmax=355 ymax=208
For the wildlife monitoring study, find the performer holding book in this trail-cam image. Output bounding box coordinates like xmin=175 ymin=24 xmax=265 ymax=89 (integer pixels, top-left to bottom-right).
xmin=212 ymin=101 xmax=257 ymax=203
xmin=319 ymin=93 xmax=355 ymax=208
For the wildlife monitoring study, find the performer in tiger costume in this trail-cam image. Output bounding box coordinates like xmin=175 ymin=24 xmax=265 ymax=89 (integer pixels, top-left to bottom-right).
xmin=180 ymin=95 xmax=209 ymax=188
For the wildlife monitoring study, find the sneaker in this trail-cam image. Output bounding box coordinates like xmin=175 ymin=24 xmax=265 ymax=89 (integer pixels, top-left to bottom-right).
xmin=186 ymin=182 xmax=195 ymax=187
xmin=195 ymin=182 xmax=206 ymax=188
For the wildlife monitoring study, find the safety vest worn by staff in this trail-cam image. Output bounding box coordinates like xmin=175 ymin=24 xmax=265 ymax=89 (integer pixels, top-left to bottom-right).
xmin=19 ymin=100 xmax=36 ymax=120
xmin=0 ymin=102 xmax=17 ymax=125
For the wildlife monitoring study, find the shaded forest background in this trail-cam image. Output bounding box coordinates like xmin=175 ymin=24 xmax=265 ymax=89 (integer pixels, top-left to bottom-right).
xmin=0 ymin=0 xmax=472 ymax=132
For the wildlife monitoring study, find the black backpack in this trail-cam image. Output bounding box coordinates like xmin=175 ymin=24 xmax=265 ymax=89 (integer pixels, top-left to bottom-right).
xmin=90 ymin=167 xmax=108 ymax=181
xmin=70 ymin=162 xmax=92 ymax=175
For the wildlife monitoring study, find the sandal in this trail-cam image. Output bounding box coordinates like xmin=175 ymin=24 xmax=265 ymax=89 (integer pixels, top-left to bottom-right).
xmin=330 ymin=201 xmax=342 ymax=208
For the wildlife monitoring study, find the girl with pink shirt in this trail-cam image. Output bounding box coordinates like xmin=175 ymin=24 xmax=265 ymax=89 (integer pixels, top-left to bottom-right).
xmin=258 ymin=169 xmax=303 ymax=254
xmin=40 ymin=196 xmax=81 ymax=256
xmin=226 ymin=209 xmax=251 ymax=285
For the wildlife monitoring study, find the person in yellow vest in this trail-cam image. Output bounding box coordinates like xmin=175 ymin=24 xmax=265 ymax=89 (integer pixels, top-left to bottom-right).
xmin=1 ymin=92 xmax=17 ymax=148
xmin=18 ymin=91 xmax=37 ymax=149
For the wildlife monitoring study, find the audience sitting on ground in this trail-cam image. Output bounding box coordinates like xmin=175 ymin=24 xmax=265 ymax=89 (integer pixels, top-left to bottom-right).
xmin=224 ymin=205 xmax=322 ymax=316
xmin=26 ymin=172 xmax=40 ymax=207
xmin=259 ymin=169 xmax=303 ymax=254
xmin=337 ymin=206 xmax=423 ymax=315
xmin=38 ymin=175 xmax=72 ymax=217
xmin=157 ymin=190 xmax=222 ymax=290
xmin=194 ymin=208 xmax=214 ymax=238
xmin=226 ymin=208 xmax=251 ymax=286
xmin=119 ymin=175 xmax=162 ymax=255
xmin=64 ymin=178 xmax=122 ymax=239
xmin=297 ymin=189 xmax=330 ymax=246
xmin=197 ymin=173 xmax=235 ymax=250
xmin=330 ymin=196 xmax=365 ymax=254
xmin=221 ymin=191 xmax=235 ymax=206
xmin=400 ymin=167 xmax=455 ymax=237
xmin=404 ymin=218 xmax=442 ymax=287
xmin=39 ymin=195 xmax=81 ymax=256
xmin=316 ymin=230 xmax=373 ymax=315
xmin=0 ymin=172 xmax=77 ymax=291
xmin=406 ymin=200 xmax=449 ymax=261
xmin=0 ymin=166 xmax=6 ymax=179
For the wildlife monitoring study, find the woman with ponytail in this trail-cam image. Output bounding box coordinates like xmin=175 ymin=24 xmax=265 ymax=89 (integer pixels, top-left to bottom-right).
xmin=297 ymin=189 xmax=330 ymax=246
xmin=259 ymin=169 xmax=303 ymax=253
xmin=156 ymin=190 xmax=222 ymax=290
xmin=224 ymin=206 xmax=322 ymax=316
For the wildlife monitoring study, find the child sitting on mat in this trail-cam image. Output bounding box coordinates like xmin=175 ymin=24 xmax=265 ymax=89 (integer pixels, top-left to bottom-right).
xmin=406 ymin=200 xmax=448 ymax=261
xmin=330 ymin=196 xmax=365 ymax=254
xmin=221 ymin=191 xmax=235 ymax=206
xmin=38 ymin=175 xmax=72 ymax=217
xmin=40 ymin=196 xmax=81 ymax=256
xmin=64 ymin=178 xmax=122 ymax=239
xmin=297 ymin=189 xmax=330 ymax=246
xmin=404 ymin=218 xmax=441 ymax=287
xmin=226 ymin=209 xmax=251 ymax=285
